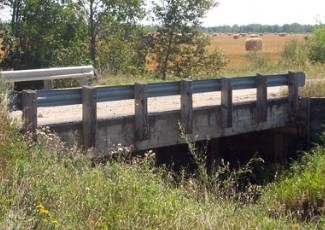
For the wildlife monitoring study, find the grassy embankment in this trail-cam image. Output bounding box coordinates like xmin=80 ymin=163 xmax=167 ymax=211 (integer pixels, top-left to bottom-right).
xmin=1 ymin=33 xmax=325 ymax=229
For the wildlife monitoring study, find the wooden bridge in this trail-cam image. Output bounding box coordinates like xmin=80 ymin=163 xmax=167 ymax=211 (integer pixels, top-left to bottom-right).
xmin=16 ymin=71 xmax=308 ymax=154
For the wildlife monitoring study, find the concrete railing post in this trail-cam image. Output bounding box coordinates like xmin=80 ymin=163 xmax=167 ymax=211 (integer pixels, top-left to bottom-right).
xmin=221 ymin=77 xmax=232 ymax=128
xmin=82 ymin=86 xmax=97 ymax=149
xmin=22 ymin=90 xmax=37 ymax=140
xmin=256 ymin=74 xmax=267 ymax=122
xmin=288 ymin=71 xmax=299 ymax=115
xmin=134 ymin=82 xmax=149 ymax=141
xmin=180 ymin=79 xmax=193 ymax=134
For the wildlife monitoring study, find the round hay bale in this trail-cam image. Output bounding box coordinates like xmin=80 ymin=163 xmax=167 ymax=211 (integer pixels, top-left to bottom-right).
xmin=233 ymin=34 xmax=240 ymax=39
xmin=249 ymin=34 xmax=259 ymax=38
xmin=245 ymin=37 xmax=263 ymax=51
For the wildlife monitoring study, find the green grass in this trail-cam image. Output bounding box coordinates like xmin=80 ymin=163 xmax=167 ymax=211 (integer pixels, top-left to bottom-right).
xmin=261 ymin=144 xmax=325 ymax=223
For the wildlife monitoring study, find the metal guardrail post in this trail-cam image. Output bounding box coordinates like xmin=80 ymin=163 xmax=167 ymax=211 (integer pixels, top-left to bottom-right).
xmin=180 ymin=79 xmax=193 ymax=134
xmin=82 ymin=86 xmax=97 ymax=149
xmin=134 ymin=82 xmax=149 ymax=141
xmin=256 ymin=74 xmax=267 ymax=122
xmin=22 ymin=90 xmax=37 ymax=140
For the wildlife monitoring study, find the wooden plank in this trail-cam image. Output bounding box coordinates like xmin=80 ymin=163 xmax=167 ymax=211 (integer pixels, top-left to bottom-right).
xmin=82 ymin=86 xmax=97 ymax=149
xmin=221 ymin=77 xmax=232 ymax=128
xmin=134 ymin=82 xmax=149 ymax=141
xmin=22 ymin=90 xmax=37 ymax=140
xmin=256 ymin=74 xmax=267 ymax=122
xmin=180 ymin=79 xmax=193 ymax=134
xmin=288 ymin=71 xmax=299 ymax=115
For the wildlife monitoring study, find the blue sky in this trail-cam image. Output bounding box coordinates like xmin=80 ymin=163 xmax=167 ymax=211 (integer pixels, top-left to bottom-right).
xmin=202 ymin=0 xmax=325 ymax=26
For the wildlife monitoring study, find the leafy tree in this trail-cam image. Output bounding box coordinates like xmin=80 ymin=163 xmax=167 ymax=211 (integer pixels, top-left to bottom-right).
xmin=150 ymin=0 xmax=220 ymax=80
xmin=0 ymin=0 xmax=89 ymax=69
xmin=80 ymin=0 xmax=145 ymax=67
xmin=307 ymin=25 xmax=325 ymax=64
xmin=97 ymin=23 xmax=148 ymax=75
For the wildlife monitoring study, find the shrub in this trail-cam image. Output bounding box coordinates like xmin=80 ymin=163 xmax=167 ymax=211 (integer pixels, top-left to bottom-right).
xmin=262 ymin=144 xmax=325 ymax=224
xmin=307 ymin=26 xmax=325 ymax=64
xmin=281 ymin=38 xmax=309 ymax=68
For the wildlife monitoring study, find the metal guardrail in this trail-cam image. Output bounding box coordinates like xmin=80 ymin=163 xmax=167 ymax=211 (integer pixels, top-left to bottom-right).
xmin=34 ymin=73 xmax=305 ymax=107
xmin=1 ymin=65 xmax=94 ymax=82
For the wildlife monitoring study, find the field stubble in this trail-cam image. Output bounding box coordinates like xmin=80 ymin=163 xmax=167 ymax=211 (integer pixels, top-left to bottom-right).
xmin=207 ymin=33 xmax=305 ymax=68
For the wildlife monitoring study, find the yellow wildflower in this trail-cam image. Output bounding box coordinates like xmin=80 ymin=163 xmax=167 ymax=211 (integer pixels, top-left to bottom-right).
xmin=52 ymin=220 xmax=60 ymax=226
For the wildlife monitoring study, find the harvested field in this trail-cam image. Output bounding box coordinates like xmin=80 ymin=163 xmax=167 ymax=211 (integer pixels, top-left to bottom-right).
xmin=207 ymin=33 xmax=305 ymax=68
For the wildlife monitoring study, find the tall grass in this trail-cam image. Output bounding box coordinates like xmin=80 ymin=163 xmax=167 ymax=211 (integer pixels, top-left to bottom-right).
xmin=261 ymin=144 xmax=325 ymax=224
xmin=0 ymin=87 xmax=314 ymax=229
xmin=0 ymin=128 xmax=291 ymax=229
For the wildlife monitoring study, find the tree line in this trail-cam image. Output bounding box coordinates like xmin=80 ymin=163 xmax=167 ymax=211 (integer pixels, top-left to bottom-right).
xmin=0 ymin=0 xmax=229 ymax=80
xmin=203 ymin=23 xmax=319 ymax=34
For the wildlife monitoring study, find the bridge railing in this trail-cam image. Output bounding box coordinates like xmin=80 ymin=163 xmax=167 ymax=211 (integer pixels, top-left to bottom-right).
xmin=19 ymin=71 xmax=305 ymax=148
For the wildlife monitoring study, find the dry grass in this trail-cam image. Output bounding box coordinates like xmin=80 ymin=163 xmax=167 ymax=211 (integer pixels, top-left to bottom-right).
xmin=207 ymin=33 xmax=305 ymax=68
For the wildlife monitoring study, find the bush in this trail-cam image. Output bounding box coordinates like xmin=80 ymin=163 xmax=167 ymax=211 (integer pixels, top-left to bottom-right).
xmin=245 ymin=51 xmax=274 ymax=73
xmin=262 ymin=144 xmax=325 ymax=224
xmin=307 ymin=26 xmax=325 ymax=64
xmin=281 ymin=38 xmax=309 ymax=68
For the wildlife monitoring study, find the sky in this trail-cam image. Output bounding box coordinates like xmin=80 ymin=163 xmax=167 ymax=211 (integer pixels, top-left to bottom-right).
xmin=1 ymin=0 xmax=324 ymax=26
xmin=202 ymin=0 xmax=325 ymax=26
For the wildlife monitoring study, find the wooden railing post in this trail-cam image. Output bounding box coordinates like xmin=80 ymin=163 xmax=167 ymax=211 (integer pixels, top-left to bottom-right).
xmin=134 ymin=82 xmax=149 ymax=141
xmin=288 ymin=71 xmax=299 ymax=115
xmin=221 ymin=77 xmax=232 ymax=128
xmin=82 ymin=86 xmax=97 ymax=149
xmin=22 ymin=90 xmax=37 ymax=140
xmin=180 ymin=79 xmax=193 ymax=134
xmin=256 ymin=74 xmax=267 ymax=122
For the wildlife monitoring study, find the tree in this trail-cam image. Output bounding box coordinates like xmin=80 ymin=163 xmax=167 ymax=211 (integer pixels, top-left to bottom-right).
xmin=307 ymin=25 xmax=325 ymax=64
xmin=150 ymin=0 xmax=218 ymax=80
xmin=1 ymin=0 xmax=89 ymax=69
xmin=80 ymin=0 xmax=145 ymax=67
